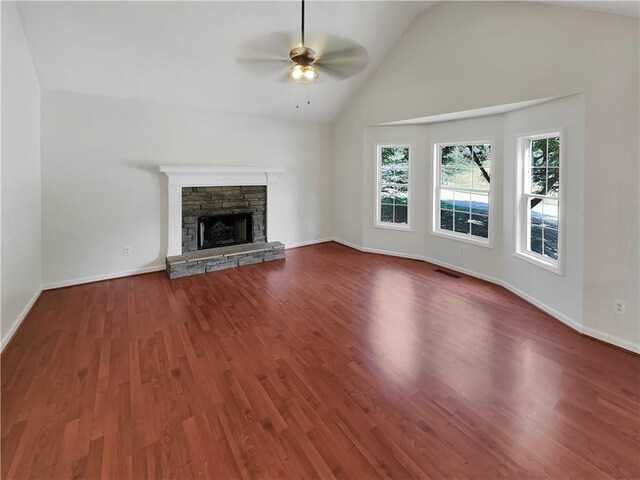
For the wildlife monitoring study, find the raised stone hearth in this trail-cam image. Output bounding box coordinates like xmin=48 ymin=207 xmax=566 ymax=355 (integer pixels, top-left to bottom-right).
xmin=166 ymin=241 xmax=285 ymax=279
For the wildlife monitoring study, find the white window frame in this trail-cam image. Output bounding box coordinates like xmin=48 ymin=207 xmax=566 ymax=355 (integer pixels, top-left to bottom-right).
xmin=375 ymin=144 xmax=412 ymax=231
xmin=431 ymin=140 xmax=494 ymax=248
xmin=514 ymin=129 xmax=564 ymax=275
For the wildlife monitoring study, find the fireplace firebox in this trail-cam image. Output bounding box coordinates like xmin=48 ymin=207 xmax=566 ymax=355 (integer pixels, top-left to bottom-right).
xmin=198 ymin=212 xmax=253 ymax=250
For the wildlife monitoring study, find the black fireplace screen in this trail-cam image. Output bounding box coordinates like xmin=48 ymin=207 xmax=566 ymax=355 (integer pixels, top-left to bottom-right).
xmin=198 ymin=212 xmax=253 ymax=249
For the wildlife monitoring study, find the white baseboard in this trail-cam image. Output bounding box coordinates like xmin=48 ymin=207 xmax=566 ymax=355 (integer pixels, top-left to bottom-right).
xmin=1 ymin=288 xmax=42 ymax=352
xmin=43 ymin=264 xmax=166 ymax=290
xmin=330 ymin=237 xmax=362 ymax=251
xmin=331 ymin=237 xmax=639 ymax=354
xmin=580 ymin=326 xmax=640 ymax=353
xmin=502 ymin=282 xmax=583 ymax=332
xmin=42 ymin=239 xmax=335 ymax=290
xmin=330 ymin=237 xmax=424 ymax=261
xmin=286 ymin=238 xmax=333 ymax=249
xmin=422 ymin=254 xmax=503 ymax=286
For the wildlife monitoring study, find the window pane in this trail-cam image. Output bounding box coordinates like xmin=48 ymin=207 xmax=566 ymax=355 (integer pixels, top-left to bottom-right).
xmin=441 ymin=166 xmax=456 ymax=187
xmin=472 ymin=166 xmax=490 ymax=191
xmin=380 ymin=148 xmax=395 ymax=166
xmin=393 ymin=147 xmax=409 ymax=165
xmin=547 ymin=168 xmax=559 ymax=197
xmin=394 ymin=186 xmax=409 ymax=206
xmin=544 ymin=229 xmax=558 ymax=259
xmin=440 ymin=210 xmax=453 ymax=231
xmin=547 ymin=137 xmax=559 ymax=167
xmin=380 ymin=164 xmax=395 ymax=183
xmin=380 ymin=203 xmax=393 ymax=223
xmin=381 ymin=146 xmax=408 ymax=166
xmin=455 ymin=146 xmax=474 ymax=168
xmin=530 ymin=226 xmax=543 ymax=255
xmin=440 ymin=189 xmax=454 ymax=210
xmin=455 ymin=166 xmax=473 ymax=189
xmin=542 ymin=199 xmax=558 ymax=229
xmin=381 ymin=186 xmax=395 ymax=204
xmin=393 ymin=163 xmax=409 ymax=184
xmin=531 ymin=139 xmax=547 ymax=166
xmin=531 ymin=168 xmax=546 ymax=194
xmin=472 ymin=144 xmax=491 ymax=167
xmin=471 ymin=193 xmax=489 ymax=215
xmin=454 ymin=212 xmax=470 ymax=234
xmin=453 ymin=191 xmax=470 ymax=212
xmin=394 ymin=205 xmax=408 ymax=224
xmin=470 ymin=214 xmax=489 ymax=238
xmin=441 ymin=146 xmax=457 ymax=166
xmin=530 ymin=199 xmax=543 ymax=225
xmin=442 ymin=145 xmax=472 ymax=167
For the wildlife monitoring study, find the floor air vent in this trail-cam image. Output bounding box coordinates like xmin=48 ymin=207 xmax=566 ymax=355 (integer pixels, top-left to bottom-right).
xmin=434 ymin=268 xmax=461 ymax=279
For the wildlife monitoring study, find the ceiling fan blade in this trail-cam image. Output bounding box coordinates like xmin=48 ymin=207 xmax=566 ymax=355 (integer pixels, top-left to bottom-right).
xmin=310 ymin=32 xmax=369 ymax=80
xmin=319 ymin=46 xmax=368 ymax=65
xmin=236 ymin=31 xmax=299 ymax=78
xmin=317 ymin=64 xmax=351 ymax=81
xmin=236 ymin=31 xmax=297 ymax=60
xmin=317 ymin=51 xmax=368 ymax=81
xmin=236 ymin=57 xmax=290 ymax=77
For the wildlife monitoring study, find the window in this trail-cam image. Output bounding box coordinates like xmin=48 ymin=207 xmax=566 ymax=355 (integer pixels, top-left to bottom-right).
xmin=433 ymin=142 xmax=492 ymax=245
xmin=516 ymin=132 xmax=562 ymax=272
xmin=376 ymin=145 xmax=410 ymax=229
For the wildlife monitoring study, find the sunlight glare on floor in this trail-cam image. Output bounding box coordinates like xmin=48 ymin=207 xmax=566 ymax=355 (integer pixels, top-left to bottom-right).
xmin=369 ymin=268 xmax=420 ymax=385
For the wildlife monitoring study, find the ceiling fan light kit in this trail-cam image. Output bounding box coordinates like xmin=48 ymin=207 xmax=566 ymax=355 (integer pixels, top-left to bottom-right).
xmin=288 ymin=64 xmax=319 ymax=83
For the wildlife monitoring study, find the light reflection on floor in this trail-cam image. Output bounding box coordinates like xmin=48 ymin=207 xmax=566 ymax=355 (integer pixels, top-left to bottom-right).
xmin=368 ymin=268 xmax=420 ymax=386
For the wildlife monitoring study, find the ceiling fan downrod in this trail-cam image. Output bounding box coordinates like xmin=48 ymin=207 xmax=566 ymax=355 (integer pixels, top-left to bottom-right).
xmin=288 ymin=0 xmax=318 ymax=84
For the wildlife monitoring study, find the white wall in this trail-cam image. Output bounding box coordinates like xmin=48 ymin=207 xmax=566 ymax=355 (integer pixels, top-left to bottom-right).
xmin=1 ymin=2 xmax=42 ymax=347
xmin=362 ymin=115 xmax=504 ymax=280
xmin=333 ymin=2 xmax=639 ymax=351
xmin=41 ymin=90 xmax=332 ymax=287
xmin=503 ymin=95 xmax=585 ymax=334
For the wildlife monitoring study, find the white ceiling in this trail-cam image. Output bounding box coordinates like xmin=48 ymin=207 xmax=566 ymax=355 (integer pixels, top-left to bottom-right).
xmin=17 ymin=1 xmax=638 ymax=123
xmin=17 ymin=1 xmax=434 ymax=122
xmin=537 ymin=1 xmax=640 ymax=18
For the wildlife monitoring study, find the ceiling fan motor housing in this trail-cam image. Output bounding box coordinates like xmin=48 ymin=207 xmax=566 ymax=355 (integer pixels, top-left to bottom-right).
xmin=289 ymin=46 xmax=317 ymax=66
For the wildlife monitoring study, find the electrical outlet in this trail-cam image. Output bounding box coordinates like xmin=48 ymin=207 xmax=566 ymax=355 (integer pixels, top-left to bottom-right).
xmin=458 ymin=246 xmax=464 ymax=255
xmin=613 ymin=299 xmax=626 ymax=315
xmin=123 ymin=246 xmax=132 ymax=256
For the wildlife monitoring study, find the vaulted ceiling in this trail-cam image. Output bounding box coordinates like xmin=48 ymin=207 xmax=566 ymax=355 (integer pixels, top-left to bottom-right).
xmin=17 ymin=1 xmax=435 ymax=122
xmin=17 ymin=1 xmax=639 ymax=123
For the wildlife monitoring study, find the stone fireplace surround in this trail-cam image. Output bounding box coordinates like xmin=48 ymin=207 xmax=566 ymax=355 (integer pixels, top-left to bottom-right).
xmin=182 ymin=185 xmax=266 ymax=252
xmin=159 ymin=166 xmax=285 ymax=278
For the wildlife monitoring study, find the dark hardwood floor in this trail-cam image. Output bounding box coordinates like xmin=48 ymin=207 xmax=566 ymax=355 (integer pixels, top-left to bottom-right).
xmin=2 ymin=242 xmax=639 ymax=479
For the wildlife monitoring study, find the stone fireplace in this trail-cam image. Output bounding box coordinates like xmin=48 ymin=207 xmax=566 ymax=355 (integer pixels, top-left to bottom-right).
xmin=181 ymin=185 xmax=266 ymax=252
xmin=159 ymin=166 xmax=285 ymax=278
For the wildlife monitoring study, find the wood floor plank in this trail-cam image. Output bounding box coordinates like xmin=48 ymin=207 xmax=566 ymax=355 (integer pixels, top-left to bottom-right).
xmin=2 ymin=242 xmax=639 ymax=479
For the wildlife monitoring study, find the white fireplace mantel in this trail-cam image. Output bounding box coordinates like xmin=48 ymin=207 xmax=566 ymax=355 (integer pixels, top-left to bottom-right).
xmin=159 ymin=166 xmax=285 ymax=256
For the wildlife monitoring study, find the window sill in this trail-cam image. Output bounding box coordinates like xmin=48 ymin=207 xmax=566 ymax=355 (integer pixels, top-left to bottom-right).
xmin=430 ymin=229 xmax=493 ymax=248
xmin=513 ymin=250 xmax=562 ymax=276
xmin=374 ymin=222 xmax=413 ymax=232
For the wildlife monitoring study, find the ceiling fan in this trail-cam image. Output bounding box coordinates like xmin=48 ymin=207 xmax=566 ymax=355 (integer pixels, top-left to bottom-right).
xmin=237 ymin=0 xmax=369 ymax=84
